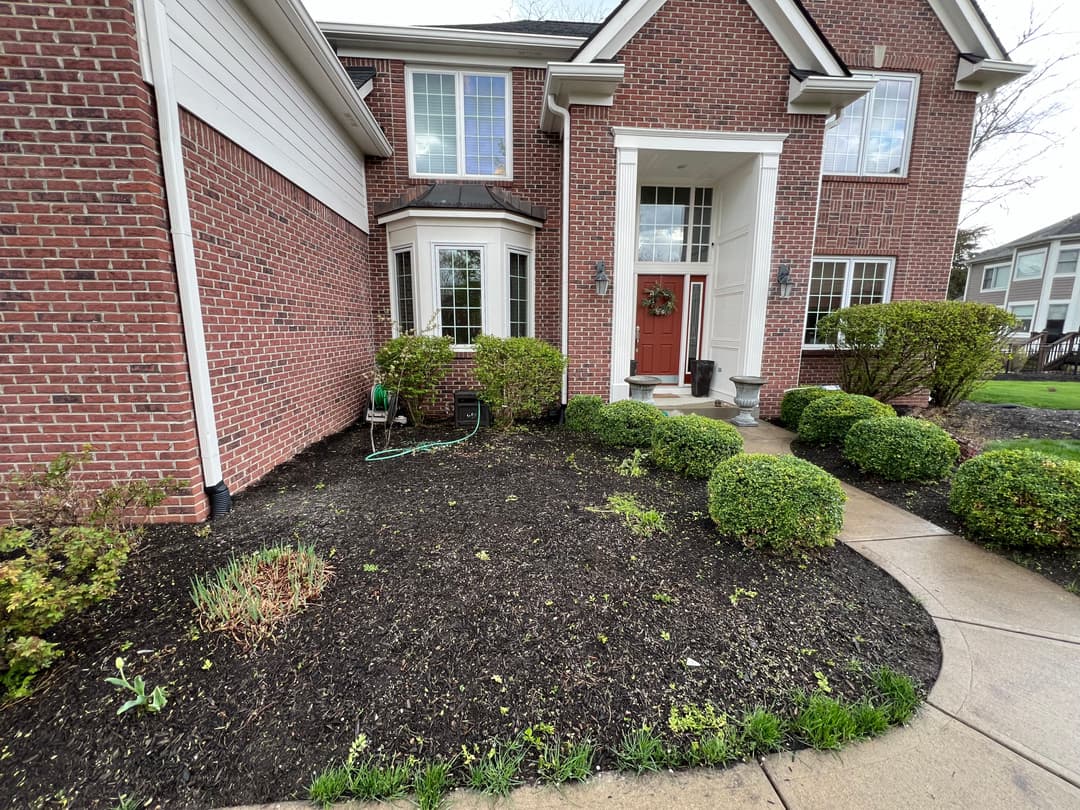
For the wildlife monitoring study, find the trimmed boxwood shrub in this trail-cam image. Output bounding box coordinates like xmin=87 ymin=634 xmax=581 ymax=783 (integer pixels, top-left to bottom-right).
xmin=651 ymin=414 xmax=744 ymax=478
xmin=594 ymin=400 xmax=666 ymax=448
xmin=843 ymin=417 xmax=960 ymax=482
xmin=949 ymin=450 xmax=1080 ymax=547
xmin=798 ymin=393 xmax=895 ymax=446
xmin=779 ymin=387 xmax=832 ymax=429
xmin=565 ymin=394 xmax=603 ymax=433
xmin=708 ymin=454 xmax=846 ymax=554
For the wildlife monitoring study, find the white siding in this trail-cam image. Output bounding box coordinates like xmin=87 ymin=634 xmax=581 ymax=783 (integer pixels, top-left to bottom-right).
xmin=138 ymin=0 xmax=368 ymax=230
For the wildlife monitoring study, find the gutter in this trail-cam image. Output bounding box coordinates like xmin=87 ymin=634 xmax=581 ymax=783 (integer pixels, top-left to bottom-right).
xmin=545 ymin=93 xmax=572 ymax=405
xmin=143 ymin=0 xmax=231 ymax=517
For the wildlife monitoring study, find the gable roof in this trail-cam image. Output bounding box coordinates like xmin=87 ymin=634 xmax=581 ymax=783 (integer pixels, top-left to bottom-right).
xmin=972 ymin=212 xmax=1080 ymax=264
xmin=436 ymin=20 xmax=600 ymax=38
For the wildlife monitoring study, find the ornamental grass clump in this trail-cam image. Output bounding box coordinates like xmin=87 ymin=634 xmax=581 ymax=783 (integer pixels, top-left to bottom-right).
xmin=797 ymin=393 xmax=895 ymax=445
xmin=564 ymin=394 xmax=604 ymax=433
xmin=651 ymin=414 xmax=743 ymax=478
xmin=708 ymin=454 xmax=846 ymax=553
xmin=594 ymin=400 xmax=666 ymax=448
xmin=843 ymin=416 xmax=960 ymax=481
xmin=191 ymin=544 xmax=333 ymax=648
xmin=779 ymin=387 xmax=833 ymax=429
xmin=948 ymin=450 xmax=1080 ymax=548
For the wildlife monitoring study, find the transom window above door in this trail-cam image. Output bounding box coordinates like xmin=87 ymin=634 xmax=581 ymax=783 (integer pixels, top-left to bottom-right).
xmin=637 ymin=186 xmax=713 ymax=263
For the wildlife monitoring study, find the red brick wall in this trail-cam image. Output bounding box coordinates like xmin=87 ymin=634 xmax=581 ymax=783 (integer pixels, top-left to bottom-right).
xmin=181 ymin=112 xmax=374 ymax=493
xmin=0 ymin=0 xmax=205 ymax=520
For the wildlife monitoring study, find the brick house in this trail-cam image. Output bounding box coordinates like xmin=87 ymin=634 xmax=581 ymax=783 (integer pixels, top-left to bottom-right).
xmin=1 ymin=0 xmax=1028 ymax=520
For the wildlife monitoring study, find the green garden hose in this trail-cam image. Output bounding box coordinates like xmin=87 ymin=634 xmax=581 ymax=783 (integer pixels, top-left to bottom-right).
xmin=364 ymin=401 xmax=483 ymax=462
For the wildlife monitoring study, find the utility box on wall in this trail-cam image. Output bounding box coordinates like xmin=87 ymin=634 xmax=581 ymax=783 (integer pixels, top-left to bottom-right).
xmin=454 ymin=391 xmax=492 ymax=427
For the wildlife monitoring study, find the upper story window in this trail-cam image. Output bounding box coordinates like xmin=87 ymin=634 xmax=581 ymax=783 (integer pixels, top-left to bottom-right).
xmin=637 ymin=186 xmax=713 ymax=262
xmin=822 ymin=74 xmax=919 ymax=177
xmin=1013 ymin=248 xmax=1046 ymax=281
xmin=1055 ymin=245 xmax=1078 ymax=275
xmin=407 ymin=69 xmax=510 ymax=179
xmin=981 ymin=263 xmax=1009 ymax=292
xmin=804 ymin=257 xmax=894 ymax=346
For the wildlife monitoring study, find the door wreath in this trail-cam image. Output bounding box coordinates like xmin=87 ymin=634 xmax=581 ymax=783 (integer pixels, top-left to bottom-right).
xmin=640 ymin=283 xmax=677 ymax=316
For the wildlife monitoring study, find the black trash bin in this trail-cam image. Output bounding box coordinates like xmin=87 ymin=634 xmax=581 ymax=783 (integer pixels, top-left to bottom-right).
xmin=691 ymin=360 xmax=715 ymax=397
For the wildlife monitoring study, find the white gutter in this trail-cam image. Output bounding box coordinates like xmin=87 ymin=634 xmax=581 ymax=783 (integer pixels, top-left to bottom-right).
xmin=545 ymin=93 xmax=571 ymax=405
xmin=143 ymin=0 xmax=227 ymax=510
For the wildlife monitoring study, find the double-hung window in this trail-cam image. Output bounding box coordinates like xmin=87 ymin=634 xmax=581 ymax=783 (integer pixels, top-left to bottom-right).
xmin=408 ymin=69 xmax=510 ymax=178
xmin=393 ymin=248 xmax=416 ymax=333
xmin=804 ymin=257 xmax=894 ymax=346
xmin=822 ymin=73 xmax=919 ymax=177
xmin=1007 ymin=303 xmax=1036 ymax=332
xmin=1055 ymin=245 xmax=1078 ymax=275
xmin=980 ymin=263 xmax=1009 ymax=292
xmin=508 ymin=249 xmax=530 ymax=338
xmin=1013 ymin=249 xmax=1046 ymax=281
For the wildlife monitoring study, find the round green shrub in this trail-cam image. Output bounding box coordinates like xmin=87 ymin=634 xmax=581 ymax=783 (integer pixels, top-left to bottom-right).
xmin=594 ymin=400 xmax=666 ymax=448
xmin=843 ymin=417 xmax=960 ymax=482
xmin=949 ymin=450 xmax=1080 ymax=547
xmin=797 ymin=393 xmax=895 ymax=445
xmin=651 ymin=414 xmax=744 ymax=478
xmin=707 ymin=454 xmax=846 ymax=553
xmin=565 ymin=394 xmax=603 ymax=433
xmin=779 ymin=387 xmax=832 ymax=428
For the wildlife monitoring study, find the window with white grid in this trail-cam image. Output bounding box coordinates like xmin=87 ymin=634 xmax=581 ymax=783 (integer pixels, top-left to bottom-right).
xmin=822 ymin=74 xmax=918 ymax=177
xmin=393 ymin=249 xmax=416 ymax=334
xmin=804 ymin=257 xmax=894 ymax=345
xmin=508 ymin=250 xmax=529 ymax=338
xmin=437 ymin=247 xmax=484 ymax=345
xmin=408 ymin=69 xmax=509 ymax=178
xmin=637 ymin=186 xmax=713 ymax=262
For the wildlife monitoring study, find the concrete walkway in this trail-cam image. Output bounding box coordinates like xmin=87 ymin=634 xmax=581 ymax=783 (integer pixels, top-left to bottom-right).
xmin=228 ymin=422 xmax=1080 ymax=810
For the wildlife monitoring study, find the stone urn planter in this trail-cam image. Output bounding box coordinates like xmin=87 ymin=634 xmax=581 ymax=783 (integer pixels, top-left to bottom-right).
xmin=729 ymin=375 xmax=766 ymax=426
xmin=624 ymin=375 xmax=662 ymax=405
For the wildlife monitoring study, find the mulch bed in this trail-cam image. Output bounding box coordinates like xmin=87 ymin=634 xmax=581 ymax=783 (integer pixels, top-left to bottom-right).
xmin=1 ymin=424 xmax=939 ymax=808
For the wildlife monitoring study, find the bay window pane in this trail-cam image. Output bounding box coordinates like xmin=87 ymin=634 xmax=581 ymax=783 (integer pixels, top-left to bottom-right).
xmin=394 ymin=250 xmax=415 ymax=334
xmin=438 ymin=248 xmax=483 ymax=345
xmin=509 ymin=251 xmax=529 ymax=337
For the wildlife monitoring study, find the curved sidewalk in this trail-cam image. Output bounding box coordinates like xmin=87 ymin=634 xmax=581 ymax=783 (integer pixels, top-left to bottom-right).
xmin=228 ymin=423 xmax=1080 ymax=810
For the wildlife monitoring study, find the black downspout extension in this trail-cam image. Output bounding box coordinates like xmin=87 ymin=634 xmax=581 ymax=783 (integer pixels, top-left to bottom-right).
xmin=205 ymin=481 xmax=232 ymax=519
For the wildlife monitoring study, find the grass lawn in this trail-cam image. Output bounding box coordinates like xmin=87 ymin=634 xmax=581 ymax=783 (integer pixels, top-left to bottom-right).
xmin=0 ymin=424 xmax=938 ymax=808
xmin=983 ymin=438 xmax=1080 ymax=463
xmin=966 ymin=380 xmax=1080 ymax=409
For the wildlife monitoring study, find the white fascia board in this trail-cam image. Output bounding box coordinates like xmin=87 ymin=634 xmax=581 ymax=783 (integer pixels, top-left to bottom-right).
xmin=573 ymin=0 xmax=667 ymax=63
xmin=322 ymin=23 xmax=584 ymax=66
xmin=241 ymin=0 xmax=391 ymax=157
xmin=955 ymin=57 xmax=1033 ymax=93
xmin=744 ymin=0 xmax=846 ymax=77
xmin=611 ymin=127 xmax=788 ymax=155
xmin=927 ymin=0 xmax=1008 ymax=60
xmin=788 ymin=75 xmax=876 ymax=115
xmin=539 ymin=62 xmax=625 ymax=131
xmin=376 ymin=209 xmax=542 ymax=228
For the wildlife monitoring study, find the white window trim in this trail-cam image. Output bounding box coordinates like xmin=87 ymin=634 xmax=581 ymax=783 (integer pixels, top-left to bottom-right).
xmin=1054 ymin=243 xmax=1079 ymax=275
xmin=433 ymin=243 xmax=487 ymax=350
xmin=389 ymin=245 xmax=417 ymax=336
xmin=405 ymin=66 xmax=513 ymax=181
xmin=505 ymin=245 xmax=534 ymax=338
xmin=1012 ymin=247 xmax=1047 ymax=282
xmin=635 ymin=184 xmax=715 ymax=265
xmin=1006 ymin=301 xmax=1037 ymax=334
xmin=803 ymin=255 xmax=896 ymax=348
xmin=823 ymin=72 xmax=920 ymax=179
xmin=980 ymin=261 xmax=1010 ymax=292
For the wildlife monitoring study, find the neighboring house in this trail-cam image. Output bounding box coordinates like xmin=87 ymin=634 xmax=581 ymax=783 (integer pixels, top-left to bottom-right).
xmin=1 ymin=0 xmax=1029 ymax=520
xmin=962 ymin=213 xmax=1080 ymax=366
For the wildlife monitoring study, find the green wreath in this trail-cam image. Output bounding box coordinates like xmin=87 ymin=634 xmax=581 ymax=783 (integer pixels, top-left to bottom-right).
xmin=640 ymin=283 xmax=677 ymax=316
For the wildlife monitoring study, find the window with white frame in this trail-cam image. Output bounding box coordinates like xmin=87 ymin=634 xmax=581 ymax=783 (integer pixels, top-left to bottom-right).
xmin=408 ymin=69 xmax=510 ymax=178
xmin=1007 ymin=303 xmax=1036 ymax=332
xmin=804 ymin=257 xmax=894 ymax=345
xmin=437 ymin=247 xmax=484 ymax=345
xmin=1045 ymin=302 xmax=1069 ymax=335
xmin=1013 ymin=249 xmax=1046 ymax=281
xmin=822 ymin=74 xmax=919 ymax=177
xmin=980 ymin=263 xmax=1009 ymax=291
xmin=508 ymin=250 xmax=530 ymax=338
xmin=1055 ymin=246 xmax=1078 ymax=275
xmin=637 ymin=186 xmax=713 ymax=262
xmin=393 ymin=248 xmax=416 ymax=334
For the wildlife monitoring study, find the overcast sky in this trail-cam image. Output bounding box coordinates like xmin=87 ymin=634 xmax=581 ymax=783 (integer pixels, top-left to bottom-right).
xmin=301 ymin=0 xmax=1080 ymax=249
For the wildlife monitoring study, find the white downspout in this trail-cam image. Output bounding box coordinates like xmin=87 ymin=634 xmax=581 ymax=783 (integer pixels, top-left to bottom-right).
xmin=546 ymin=93 xmax=571 ymax=404
xmin=143 ymin=0 xmax=229 ymax=513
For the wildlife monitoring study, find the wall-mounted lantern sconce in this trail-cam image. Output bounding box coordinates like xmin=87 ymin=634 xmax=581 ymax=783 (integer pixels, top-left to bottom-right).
xmin=593 ymin=260 xmax=610 ymax=295
xmin=775 ymin=262 xmax=794 ymax=299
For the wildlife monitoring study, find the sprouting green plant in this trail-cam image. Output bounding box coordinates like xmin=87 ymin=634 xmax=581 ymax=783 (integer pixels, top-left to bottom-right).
xmin=362 ymin=563 xmax=379 ymax=573
xmin=113 ymin=794 xmax=145 ymax=810
xmin=105 ymin=658 xmax=167 ymax=716
xmin=652 ymin=592 xmax=676 ymax=605
xmin=193 ymin=524 xmax=212 ymax=539
xmin=414 ymin=759 xmax=453 ymax=810
xmin=588 ymin=494 xmax=667 ymax=538
xmin=616 ymin=449 xmax=649 ymax=478
xmin=728 ymin=587 xmax=758 ymax=606
xmin=466 ymin=738 xmax=525 ymax=796
xmin=537 ymin=738 xmax=595 ymax=784
xmin=814 ymin=670 xmax=831 ymax=693
xmin=612 ymin=725 xmax=674 ymax=773
xmin=596 ymin=633 xmax=608 ymax=644
xmin=308 ymin=765 xmax=350 ymax=808
xmin=740 ymin=708 xmax=784 ymax=755
xmin=684 ymin=731 xmax=733 ymax=767
xmin=475 ymin=550 xmax=491 ymax=561
xmin=522 ymin=723 xmax=555 ymax=750
xmin=668 ymin=703 xmax=727 ymax=735
xmin=659 ymin=630 xmax=671 ymax=641
xmin=872 ymin=666 xmax=920 ymax=724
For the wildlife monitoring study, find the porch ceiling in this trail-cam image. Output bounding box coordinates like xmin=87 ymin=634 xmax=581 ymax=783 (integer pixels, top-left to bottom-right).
xmin=636 ymin=149 xmax=754 ymax=184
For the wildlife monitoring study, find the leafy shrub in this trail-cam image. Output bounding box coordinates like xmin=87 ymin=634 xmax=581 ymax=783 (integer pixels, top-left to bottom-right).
xmin=651 ymin=415 xmax=743 ymax=478
xmin=594 ymin=400 xmax=666 ymax=448
xmin=779 ymin=387 xmax=833 ymax=428
xmin=708 ymin=454 xmax=846 ymax=553
xmin=0 ymin=447 xmax=178 ymax=698
xmin=949 ymin=450 xmax=1080 ymax=547
xmin=374 ymin=334 xmax=454 ymax=424
xmin=474 ymin=335 xmax=567 ymax=427
xmin=843 ymin=417 xmax=960 ymax=481
xmin=797 ymin=393 xmax=895 ymax=445
xmin=924 ymin=302 xmax=1018 ymax=408
xmin=564 ymin=394 xmax=603 ymax=433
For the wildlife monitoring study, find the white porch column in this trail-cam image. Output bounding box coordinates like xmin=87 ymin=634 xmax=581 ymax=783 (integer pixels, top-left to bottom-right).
xmin=609 ymin=146 xmax=639 ymax=401
xmin=743 ymin=152 xmax=781 ymax=376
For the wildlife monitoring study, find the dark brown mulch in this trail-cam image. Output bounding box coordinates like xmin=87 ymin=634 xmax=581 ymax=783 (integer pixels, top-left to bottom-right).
xmin=927 ymin=400 xmax=1080 ymax=442
xmin=0 ymin=424 xmax=940 ymax=809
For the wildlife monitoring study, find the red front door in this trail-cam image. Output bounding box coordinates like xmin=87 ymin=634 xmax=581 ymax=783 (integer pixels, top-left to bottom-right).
xmin=635 ymin=275 xmax=682 ymax=378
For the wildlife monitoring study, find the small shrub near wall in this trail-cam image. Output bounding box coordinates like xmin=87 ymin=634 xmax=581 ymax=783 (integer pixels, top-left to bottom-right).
xmin=595 ymin=400 xmax=666 ymax=448
xmin=651 ymin=415 xmax=743 ymax=478
xmin=707 ymin=454 xmax=846 ymax=554
xmin=375 ymin=334 xmax=455 ymax=425
xmin=565 ymin=395 xmax=604 ymax=433
xmin=474 ymin=335 xmax=567 ymax=427
xmin=843 ymin=417 xmax=960 ymax=482
xmin=798 ymin=394 xmax=895 ymax=446
xmin=949 ymin=450 xmax=1080 ymax=547
xmin=779 ymin=387 xmax=832 ymax=429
